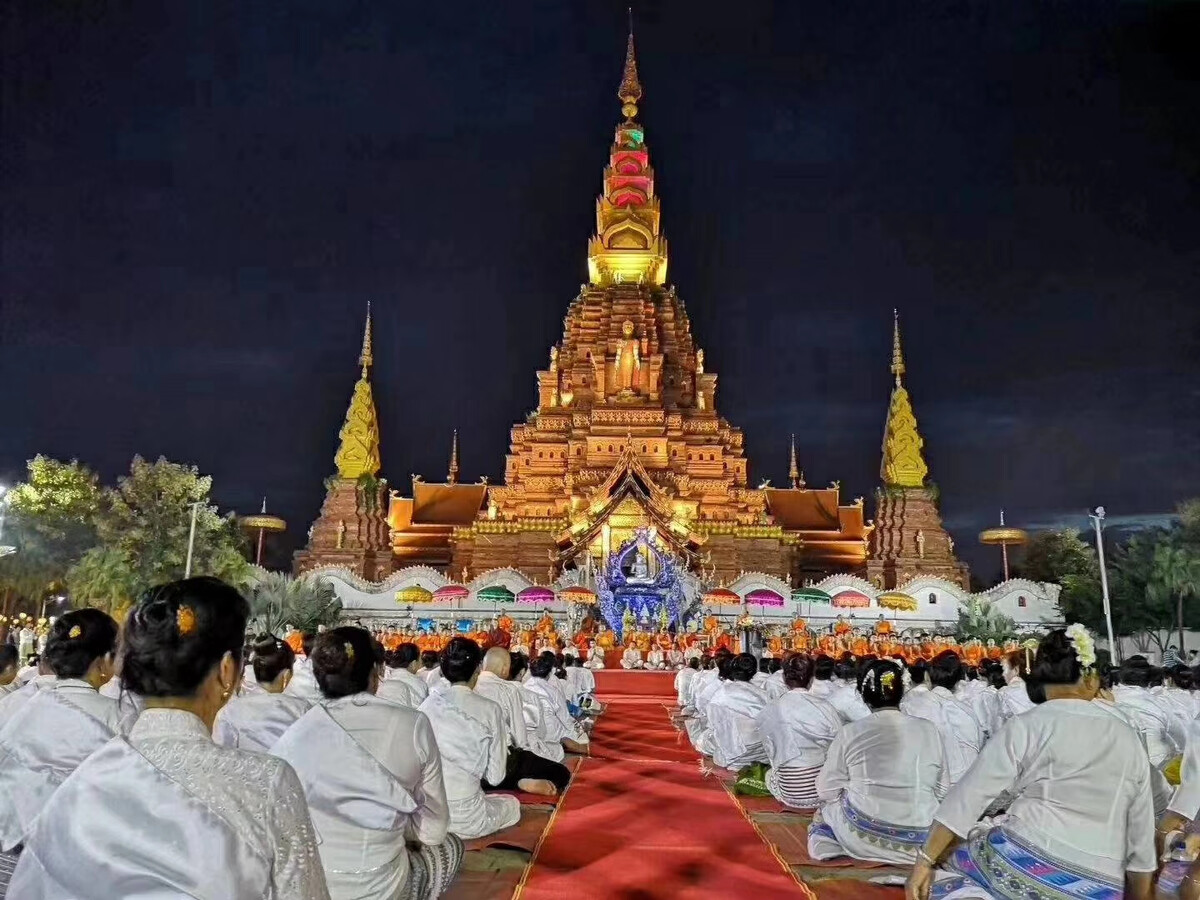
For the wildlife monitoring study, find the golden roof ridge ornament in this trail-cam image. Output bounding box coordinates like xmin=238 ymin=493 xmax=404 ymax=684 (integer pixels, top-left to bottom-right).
xmin=334 ymin=305 xmax=382 ymax=479
xmin=880 ymin=309 xmax=928 ymax=488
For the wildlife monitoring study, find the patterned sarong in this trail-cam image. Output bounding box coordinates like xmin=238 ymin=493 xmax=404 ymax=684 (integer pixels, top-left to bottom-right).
xmin=402 ymin=834 xmax=464 ymax=900
xmin=931 ymin=826 xmax=1121 ymax=900
xmin=839 ymin=796 xmax=928 ymax=851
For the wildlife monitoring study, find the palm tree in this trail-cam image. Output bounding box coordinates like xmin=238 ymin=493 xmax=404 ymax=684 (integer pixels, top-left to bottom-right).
xmin=1150 ymin=543 xmax=1200 ymax=653
xmin=246 ymin=571 xmax=342 ymax=636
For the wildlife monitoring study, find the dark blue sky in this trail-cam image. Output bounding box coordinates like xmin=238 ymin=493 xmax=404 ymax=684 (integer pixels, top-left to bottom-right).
xmin=3 ymin=1 xmax=1198 ymax=577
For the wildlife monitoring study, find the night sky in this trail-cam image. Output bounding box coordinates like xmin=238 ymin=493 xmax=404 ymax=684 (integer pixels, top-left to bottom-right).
xmin=3 ymin=1 xmax=1199 ymax=578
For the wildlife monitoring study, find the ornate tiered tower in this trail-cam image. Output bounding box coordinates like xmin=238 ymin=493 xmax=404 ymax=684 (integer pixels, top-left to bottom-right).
xmin=867 ymin=311 xmax=969 ymax=589
xmin=434 ymin=33 xmax=868 ymax=584
xmin=294 ymin=309 xmax=393 ymax=580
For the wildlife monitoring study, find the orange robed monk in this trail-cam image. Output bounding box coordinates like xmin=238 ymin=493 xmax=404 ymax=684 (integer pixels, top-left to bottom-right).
xmin=703 ymin=614 xmax=719 ymax=635
xmin=833 ymin=616 xmax=852 ymax=636
xmin=875 ymin=615 xmax=893 ymax=636
xmin=285 ymin=630 xmax=304 ymax=654
xmin=496 ymin=613 xmax=515 ymax=633
xmin=596 ymin=629 xmax=616 ymax=650
xmin=791 ymin=617 xmax=808 ymax=635
xmin=535 ymin=612 xmax=555 ymax=636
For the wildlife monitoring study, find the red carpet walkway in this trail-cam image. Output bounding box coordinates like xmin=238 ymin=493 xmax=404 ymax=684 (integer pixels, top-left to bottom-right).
xmin=517 ymin=689 xmax=815 ymax=900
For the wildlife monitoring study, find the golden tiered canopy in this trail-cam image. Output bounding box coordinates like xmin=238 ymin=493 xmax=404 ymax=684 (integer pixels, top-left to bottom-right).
xmin=334 ymin=307 xmax=382 ymax=480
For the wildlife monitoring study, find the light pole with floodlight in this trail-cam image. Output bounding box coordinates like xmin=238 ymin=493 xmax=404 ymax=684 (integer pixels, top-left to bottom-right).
xmin=1089 ymin=506 xmax=1117 ymax=664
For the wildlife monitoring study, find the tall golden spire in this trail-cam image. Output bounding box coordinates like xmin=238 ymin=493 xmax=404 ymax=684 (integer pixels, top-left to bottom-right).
xmin=788 ymin=434 xmax=805 ymax=489
xmin=448 ymin=429 xmax=459 ymax=484
xmin=618 ymin=26 xmax=643 ymax=120
xmin=334 ymin=306 xmax=382 ymax=479
xmin=586 ymin=27 xmax=668 ymax=286
xmin=880 ymin=310 xmax=928 ymax=488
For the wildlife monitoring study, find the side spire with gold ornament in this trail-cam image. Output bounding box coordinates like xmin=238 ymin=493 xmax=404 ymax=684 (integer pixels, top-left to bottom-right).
xmin=295 ymin=305 xmax=392 ymax=580
xmin=448 ymin=429 xmax=459 ymax=484
xmin=586 ymin=27 xmax=668 ymax=286
xmin=879 ymin=309 xmax=928 ymax=488
xmin=788 ymin=434 xmax=805 ymax=489
xmin=333 ymin=304 xmax=382 ymax=480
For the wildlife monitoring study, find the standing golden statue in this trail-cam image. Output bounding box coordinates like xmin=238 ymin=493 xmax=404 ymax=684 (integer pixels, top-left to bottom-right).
xmin=614 ymin=320 xmax=640 ymax=393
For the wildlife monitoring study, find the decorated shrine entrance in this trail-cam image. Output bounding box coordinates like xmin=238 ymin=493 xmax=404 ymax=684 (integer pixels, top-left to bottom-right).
xmin=598 ymin=528 xmax=689 ymax=640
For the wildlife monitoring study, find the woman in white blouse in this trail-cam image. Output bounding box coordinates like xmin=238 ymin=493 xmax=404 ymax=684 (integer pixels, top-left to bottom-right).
xmin=906 ymin=627 xmax=1156 ymax=900
xmin=808 ymin=659 xmax=948 ymax=865
xmin=275 ymin=627 xmax=461 ymax=900
xmin=8 ymin=577 xmax=330 ymax=900
xmin=756 ymin=653 xmax=843 ymax=809
xmin=214 ymin=634 xmax=311 ymax=753
xmin=0 ymin=608 xmax=128 ymax=882
xmin=704 ymin=652 xmax=769 ymax=770
xmin=523 ymin=651 xmax=590 ymax=755
xmin=377 ymin=641 xmax=431 ymax=709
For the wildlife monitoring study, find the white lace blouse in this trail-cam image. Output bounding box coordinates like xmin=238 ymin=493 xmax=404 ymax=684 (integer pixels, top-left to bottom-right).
xmin=10 ymin=707 xmax=331 ymax=899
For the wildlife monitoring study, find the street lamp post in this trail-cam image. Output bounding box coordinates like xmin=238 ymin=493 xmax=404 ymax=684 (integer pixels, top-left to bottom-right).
xmin=1089 ymin=506 xmax=1117 ymax=664
xmin=184 ymin=501 xmax=202 ymax=579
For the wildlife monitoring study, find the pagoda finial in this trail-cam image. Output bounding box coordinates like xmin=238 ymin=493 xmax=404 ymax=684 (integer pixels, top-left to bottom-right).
xmin=334 ymin=309 xmax=382 ymax=480
xmin=618 ymin=20 xmax=643 ymax=120
xmin=359 ymin=302 xmax=374 ymax=375
xmin=890 ymin=307 xmax=905 ymax=386
xmin=448 ymin=429 xmax=460 ymax=484
xmin=880 ymin=311 xmax=928 ymax=488
xmin=788 ymin=434 xmax=805 ymax=489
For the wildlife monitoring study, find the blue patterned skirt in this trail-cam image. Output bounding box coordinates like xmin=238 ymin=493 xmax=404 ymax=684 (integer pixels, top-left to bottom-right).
xmin=931 ymin=826 xmax=1122 ymax=900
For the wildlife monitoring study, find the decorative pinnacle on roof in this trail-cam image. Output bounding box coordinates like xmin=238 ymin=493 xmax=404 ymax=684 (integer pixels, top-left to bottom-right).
xmin=880 ymin=310 xmax=928 ymax=489
xmin=618 ymin=28 xmax=642 ymax=120
xmin=334 ymin=306 xmax=382 ymax=480
xmin=890 ymin=307 xmax=905 ymax=386
xmin=788 ymin=434 xmax=805 ymax=489
xmin=359 ymin=301 xmax=374 ymax=375
xmin=448 ymin=429 xmax=460 ymax=484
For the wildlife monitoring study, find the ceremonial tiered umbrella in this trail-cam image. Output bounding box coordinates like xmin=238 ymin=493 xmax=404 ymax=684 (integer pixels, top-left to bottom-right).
xmin=791 ymin=588 xmax=832 ymax=605
xmin=517 ymin=586 xmax=556 ymax=604
xmin=433 ymin=584 xmax=469 ymax=604
xmin=979 ymin=510 xmax=1028 ymax=582
xmin=877 ymin=591 xmax=918 ymax=612
xmin=744 ymin=588 xmax=785 ymax=607
xmin=702 ymin=587 xmax=740 ymax=606
xmin=477 ymin=585 xmax=515 ymax=605
xmin=830 ymin=589 xmax=870 ymax=608
xmin=239 ymin=499 xmax=287 ymax=566
xmin=559 ymin=585 xmax=597 ymax=605
xmin=395 ymin=585 xmax=434 ymax=605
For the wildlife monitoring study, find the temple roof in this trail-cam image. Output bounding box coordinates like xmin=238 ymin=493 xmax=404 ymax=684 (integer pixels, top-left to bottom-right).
xmin=410 ymin=481 xmax=487 ymax=525
xmin=764 ymin=487 xmax=867 ymax=539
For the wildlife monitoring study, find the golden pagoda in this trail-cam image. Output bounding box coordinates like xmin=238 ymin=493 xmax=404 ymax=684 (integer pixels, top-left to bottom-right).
xmin=386 ymin=32 xmax=869 ymax=585
xmin=866 ymin=311 xmax=969 ymax=589
xmin=294 ymin=308 xmax=393 ymax=580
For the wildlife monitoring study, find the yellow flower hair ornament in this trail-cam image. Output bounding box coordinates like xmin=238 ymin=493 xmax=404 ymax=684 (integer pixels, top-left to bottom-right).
xmin=176 ymin=605 xmax=197 ymax=636
xmin=344 ymin=642 xmax=355 ymax=661
xmin=880 ymin=670 xmax=897 ymax=690
xmin=68 ymin=625 xmax=82 ymax=639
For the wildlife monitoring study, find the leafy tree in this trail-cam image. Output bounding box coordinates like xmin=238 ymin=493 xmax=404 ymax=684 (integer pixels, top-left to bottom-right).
xmin=1019 ymin=529 xmax=1104 ymax=626
xmin=246 ymin=571 xmax=341 ymax=636
xmin=66 ymin=456 xmax=250 ymax=614
xmin=0 ymin=457 xmax=104 ymax=624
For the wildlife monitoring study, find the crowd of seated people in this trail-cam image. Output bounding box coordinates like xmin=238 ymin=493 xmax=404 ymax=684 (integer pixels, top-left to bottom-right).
xmin=675 ymin=627 xmax=1199 ymax=900
xmin=0 ymin=577 xmax=599 ymax=900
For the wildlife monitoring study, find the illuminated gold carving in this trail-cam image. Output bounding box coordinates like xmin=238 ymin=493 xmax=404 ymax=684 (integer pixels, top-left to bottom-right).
xmin=880 ymin=310 xmax=929 ymax=488
xmin=334 ymin=307 xmax=382 ymax=480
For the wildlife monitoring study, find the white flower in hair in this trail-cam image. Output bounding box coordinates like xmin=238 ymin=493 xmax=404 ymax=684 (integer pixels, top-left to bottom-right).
xmin=1064 ymin=623 xmax=1096 ymax=670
